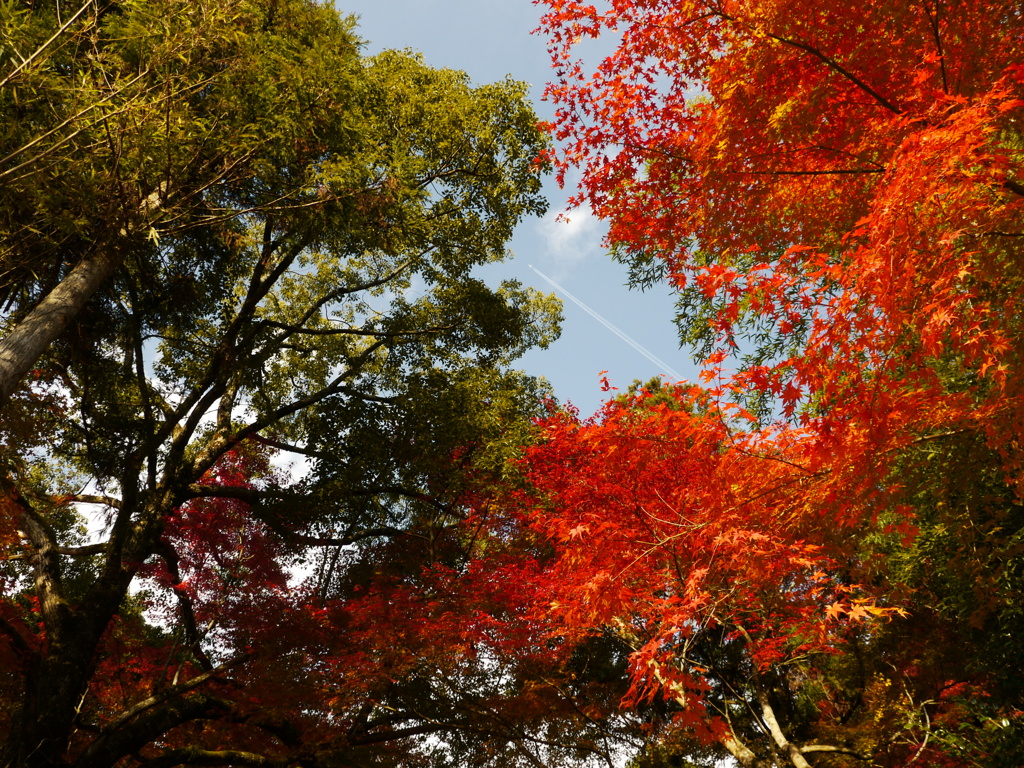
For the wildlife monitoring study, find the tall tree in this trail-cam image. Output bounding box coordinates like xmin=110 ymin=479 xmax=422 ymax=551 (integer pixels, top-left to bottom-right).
xmin=0 ymin=0 xmax=360 ymax=405
xmin=530 ymin=0 xmax=1024 ymax=765
xmin=538 ymin=0 xmax=1024 ymax=430
xmin=521 ymin=384 xmax=1005 ymax=767
xmin=0 ymin=2 xmax=641 ymax=766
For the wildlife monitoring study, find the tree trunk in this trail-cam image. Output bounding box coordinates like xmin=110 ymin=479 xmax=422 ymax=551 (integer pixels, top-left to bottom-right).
xmin=0 ymin=248 xmax=124 ymax=409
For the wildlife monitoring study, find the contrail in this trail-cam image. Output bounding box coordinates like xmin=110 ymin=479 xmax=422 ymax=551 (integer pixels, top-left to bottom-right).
xmin=528 ymin=265 xmax=685 ymax=381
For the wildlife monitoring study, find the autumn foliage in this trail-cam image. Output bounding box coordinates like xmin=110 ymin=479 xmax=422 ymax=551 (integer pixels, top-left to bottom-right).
xmin=0 ymin=0 xmax=612 ymax=765
xmin=529 ymin=0 xmax=1024 ymax=764
xmin=539 ymin=0 xmax=1024 ymax=441
xmin=4 ymin=0 xmax=1024 ymax=766
xmin=1 ymin=436 xmax=634 ymax=768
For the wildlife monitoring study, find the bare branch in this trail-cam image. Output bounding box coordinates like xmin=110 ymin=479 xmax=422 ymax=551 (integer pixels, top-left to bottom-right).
xmin=0 ymin=0 xmax=95 ymax=91
xmin=919 ymin=0 xmax=949 ymax=93
xmin=713 ymin=7 xmax=902 ymax=114
xmin=187 ymin=340 xmax=389 ymax=479
xmin=800 ymin=744 xmax=869 ymax=759
xmin=55 ymin=543 xmax=106 ymax=557
xmin=153 ymin=541 xmax=214 ymax=672
xmin=139 ymin=749 xmax=285 ymax=768
xmin=349 ymin=723 xmax=450 ymax=747
xmin=729 ymin=168 xmax=886 ymax=176
xmin=257 ymin=318 xmax=458 ymax=338
xmin=65 ymin=494 xmax=122 ymax=509
xmin=248 ymin=434 xmax=323 ymax=458
xmin=102 ymin=654 xmax=251 ymax=735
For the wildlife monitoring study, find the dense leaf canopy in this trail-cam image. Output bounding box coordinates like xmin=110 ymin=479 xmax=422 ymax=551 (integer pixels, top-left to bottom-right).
xmin=0 ymin=2 xmax=642 ymax=767
xmin=5 ymin=0 xmax=1024 ymax=766
xmin=529 ymin=0 xmax=1024 ymax=765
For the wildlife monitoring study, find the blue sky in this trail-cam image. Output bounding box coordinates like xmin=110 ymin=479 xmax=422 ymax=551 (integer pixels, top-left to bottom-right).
xmin=339 ymin=0 xmax=698 ymax=415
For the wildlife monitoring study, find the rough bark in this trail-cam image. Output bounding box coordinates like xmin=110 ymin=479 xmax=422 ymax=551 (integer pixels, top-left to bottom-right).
xmin=0 ymin=247 xmax=124 ymax=409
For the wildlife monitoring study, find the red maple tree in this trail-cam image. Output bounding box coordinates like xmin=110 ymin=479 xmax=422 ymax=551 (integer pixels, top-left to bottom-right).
xmin=529 ymin=0 xmax=1024 ymax=764
xmin=520 ymin=383 xmax=1007 ymax=765
xmin=1 ymin=435 xmax=638 ymax=768
xmin=540 ymin=0 xmax=1024 ymax=429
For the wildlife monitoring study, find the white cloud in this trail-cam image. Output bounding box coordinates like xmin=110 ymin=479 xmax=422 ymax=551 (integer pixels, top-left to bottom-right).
xmin=536 ymin=205 xmax=604 ymax=279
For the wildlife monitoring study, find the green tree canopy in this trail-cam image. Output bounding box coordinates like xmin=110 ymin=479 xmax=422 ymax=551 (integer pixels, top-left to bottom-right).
xmin=0 ymin=2 xmax=639 ymax=767
xmin=0 ymin=0 xmax=554 ymax=406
